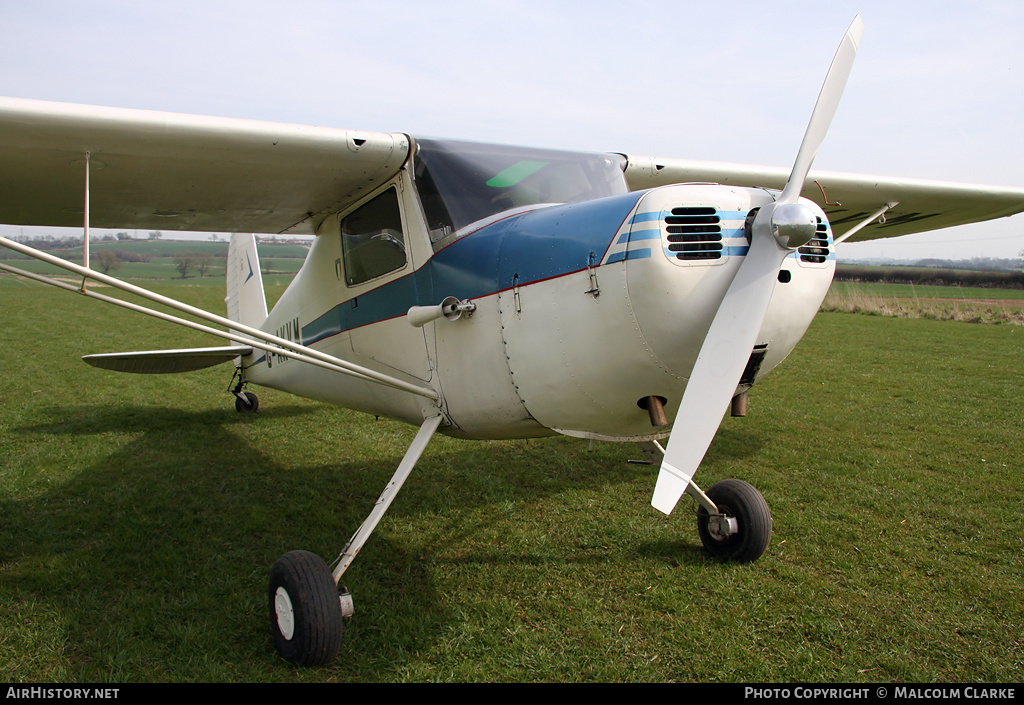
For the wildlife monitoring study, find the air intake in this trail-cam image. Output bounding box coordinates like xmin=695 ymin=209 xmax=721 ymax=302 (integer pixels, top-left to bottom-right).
xmin=665 ymin=207 xmax=723 ymax=261
xmin=798 ymin=217 xmax=831 ymax=264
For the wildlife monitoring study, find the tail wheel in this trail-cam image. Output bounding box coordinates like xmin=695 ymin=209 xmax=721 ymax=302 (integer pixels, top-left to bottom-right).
xmin=235 ymin=391 xmax=259 ymax=414
xmin=268 ymin=550 xmax=342 ymax=666
xmin=697 ymin=479 xmax=772 ymax=563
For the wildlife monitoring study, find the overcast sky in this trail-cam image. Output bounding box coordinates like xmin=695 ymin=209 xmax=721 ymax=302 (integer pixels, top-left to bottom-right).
xmin=2 ymin=0 xmax=1022 ymax=259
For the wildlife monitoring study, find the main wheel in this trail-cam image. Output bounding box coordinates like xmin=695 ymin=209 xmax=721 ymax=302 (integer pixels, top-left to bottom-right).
xmin=235 ymin=391 xmax=259 ymax=413
xmin=697 ymin=479 xmax=772 ymax=563
xmin=268 ymin=550 xmax=343 ymax=666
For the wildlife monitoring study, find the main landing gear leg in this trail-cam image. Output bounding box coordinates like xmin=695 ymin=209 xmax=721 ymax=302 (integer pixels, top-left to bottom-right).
xmin=268 ymin=413 xmax=444 ymax=666
xmin=636 ymin=440 xmax=772 ymax=563
xmin=229 ymin=367 xmax=259 ymax=413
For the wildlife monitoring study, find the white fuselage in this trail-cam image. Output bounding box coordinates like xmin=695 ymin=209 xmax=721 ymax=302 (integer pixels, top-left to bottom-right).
xmin=244 ymin=150 xmax=835 ymax=442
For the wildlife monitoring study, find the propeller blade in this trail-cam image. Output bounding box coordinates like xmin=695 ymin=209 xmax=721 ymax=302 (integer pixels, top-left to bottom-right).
xmin=652 ymin=16 xmax=864 ymax=515
xmin=651 ymin=229 xmax=789 ymax=514
xmin=779 ymin=15 xmax=864 ymax=205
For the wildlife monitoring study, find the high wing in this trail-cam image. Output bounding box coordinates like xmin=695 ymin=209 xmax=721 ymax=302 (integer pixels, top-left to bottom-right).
xmin=0 ymin=97 xmax=409 ymax=234
xmin=622 ymin=156 xmax=1024 ymax=241
xmin=1 ymin=96 xmax=1022 ymax=241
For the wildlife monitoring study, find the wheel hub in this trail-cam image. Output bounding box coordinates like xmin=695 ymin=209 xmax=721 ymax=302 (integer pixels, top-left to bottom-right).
xmin=707 ymin=513 xmax=739 ymax=541
xmin=274 ymin=587 xmax=296 ymax=641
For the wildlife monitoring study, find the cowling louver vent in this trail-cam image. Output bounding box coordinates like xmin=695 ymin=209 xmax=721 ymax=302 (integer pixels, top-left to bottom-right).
xmin=665 ymin=207 xmax=723 ymax=261
xmin=798 ymin=217 xmax=831 ymax=264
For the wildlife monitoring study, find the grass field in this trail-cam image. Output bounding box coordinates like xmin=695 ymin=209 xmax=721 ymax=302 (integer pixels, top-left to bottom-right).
xmin=830 ymin=281 xmax=1024 ymax=301
xmin=1 ymin=278 xmax=1022 ymax=682
xmin=823 ymin=281 xmax=1024 ymax=325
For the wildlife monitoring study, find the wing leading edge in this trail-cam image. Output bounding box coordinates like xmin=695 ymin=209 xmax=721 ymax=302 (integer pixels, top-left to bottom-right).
xmin=2 ymin=96 xmax=1020 ymax=241
xmin=622 ymin=156 xmax=1024 ymax=241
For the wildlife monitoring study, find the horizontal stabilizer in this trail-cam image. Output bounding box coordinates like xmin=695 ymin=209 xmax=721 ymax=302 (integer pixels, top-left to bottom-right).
xmin=83 ymin=346 xmax=253 ymax=374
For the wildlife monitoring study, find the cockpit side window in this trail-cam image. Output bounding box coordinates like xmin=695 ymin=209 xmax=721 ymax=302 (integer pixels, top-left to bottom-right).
xmin=413 ymin=152 xmax=455 ymax=243
xmin=340 ymin=187 xmax=406 ymax=286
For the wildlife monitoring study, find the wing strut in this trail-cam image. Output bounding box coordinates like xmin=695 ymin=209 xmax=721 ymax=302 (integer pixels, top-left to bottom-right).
xmin=0 ymin=236 xmax=438 ymax=400
xmin=833 ymin=202 xmax=898 ymax=244
xmin=0 ymin=262 xmax=399 ymax=386
xmin=82 ymin=151 xmax=91 ymax=276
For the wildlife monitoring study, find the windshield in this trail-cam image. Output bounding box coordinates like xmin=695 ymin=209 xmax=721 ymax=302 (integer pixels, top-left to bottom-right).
xmin=413 ymin=138 xmax=628 ymax=244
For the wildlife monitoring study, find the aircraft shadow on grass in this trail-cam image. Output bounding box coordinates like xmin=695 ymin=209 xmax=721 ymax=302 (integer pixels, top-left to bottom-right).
xmin=3 ymin=402 xmax=766 ymax=670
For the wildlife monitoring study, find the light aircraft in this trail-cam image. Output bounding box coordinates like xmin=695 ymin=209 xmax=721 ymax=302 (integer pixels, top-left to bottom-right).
xmin=2 ymin=16 xmax=1023 ymax=666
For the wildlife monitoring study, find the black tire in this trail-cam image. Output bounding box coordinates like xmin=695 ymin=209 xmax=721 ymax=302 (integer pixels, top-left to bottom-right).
xmin=268 ymin=550 xmax=343 ymax=667
xmin=235 ymin=391 xmax=259 ymax=414
xmin=697 ymin=479 xmax=772 ymax=563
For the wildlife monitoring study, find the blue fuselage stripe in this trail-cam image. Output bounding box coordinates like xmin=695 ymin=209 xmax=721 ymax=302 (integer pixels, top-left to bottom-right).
xmin=302 ymin=191 xmax=645 ymax=344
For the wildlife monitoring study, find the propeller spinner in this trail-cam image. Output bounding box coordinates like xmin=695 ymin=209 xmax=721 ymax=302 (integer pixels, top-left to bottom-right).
xmin=652 ymin=15 xmax=864 ymax=516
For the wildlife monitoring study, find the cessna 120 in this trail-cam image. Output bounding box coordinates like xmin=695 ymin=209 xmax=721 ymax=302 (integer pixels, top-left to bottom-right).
xmin=2 ymin=16 xmax=1024 ymax=666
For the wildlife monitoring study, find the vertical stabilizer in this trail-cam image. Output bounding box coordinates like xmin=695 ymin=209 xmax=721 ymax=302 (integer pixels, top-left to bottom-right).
xmin=226 ymin=233 xmax=268 ymax=336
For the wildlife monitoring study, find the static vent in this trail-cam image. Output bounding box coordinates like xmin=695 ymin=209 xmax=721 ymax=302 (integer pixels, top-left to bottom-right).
xmin=666 ymin=207 xmax=723 ymax=261
xmin=798 ymin=217 xmax=831 ymax=264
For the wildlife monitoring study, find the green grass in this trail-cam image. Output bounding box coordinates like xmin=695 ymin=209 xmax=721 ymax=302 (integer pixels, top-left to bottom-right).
xmin=829 ymin=281 xmax=1024 ymax=301
xmin=823 ymin=281 xmax=1024 ymax=325
xmin=1 ymin=282 xmax=1022 ymax=682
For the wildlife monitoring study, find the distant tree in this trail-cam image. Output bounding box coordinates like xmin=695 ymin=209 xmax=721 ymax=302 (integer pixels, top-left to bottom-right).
xmin=94 ymin=249 xmax=121 ymax=275
xmin=148 ymin=230 xmax=163 ymax=240
xmin=194 ymin=251 xmax=214 ymax=278
xmin=116 ymin=231 xmax=131 ymax=240
xmin=173 ymin=252 xmax=194 ymax=279
xmin=115 ymin=249 xmax=148 ymax=263
xmin=262 ymin=259 xmax=274 ymax=274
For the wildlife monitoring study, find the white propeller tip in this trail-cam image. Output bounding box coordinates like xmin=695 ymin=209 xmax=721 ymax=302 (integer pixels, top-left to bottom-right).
xmin=651 ymin=462 xmax=691 ymax=515
xmin=848 ymin=16 xmax=865 ymax=48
